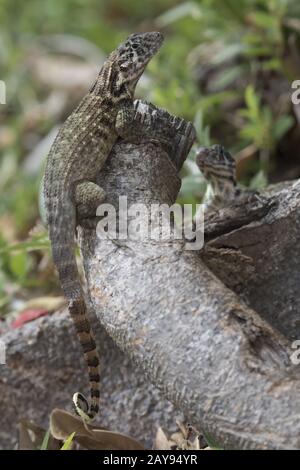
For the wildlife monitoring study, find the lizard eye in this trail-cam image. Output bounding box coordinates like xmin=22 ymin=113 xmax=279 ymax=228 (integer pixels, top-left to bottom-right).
xmin=132 ymin=43 xmax=138 ymax=49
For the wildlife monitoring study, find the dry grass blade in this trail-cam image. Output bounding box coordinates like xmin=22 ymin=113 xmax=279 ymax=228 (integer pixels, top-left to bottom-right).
xmin=75 ymin=430 xmax=145 ymax=450
xmin=50 ymin=408 xmax=107 ymax=440
xmin=50 ymin=408 xmax=144 ymax=450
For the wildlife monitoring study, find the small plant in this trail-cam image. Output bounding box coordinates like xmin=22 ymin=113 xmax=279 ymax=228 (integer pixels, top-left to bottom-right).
xmin=239 ymin=85 xmax=294 ymax=170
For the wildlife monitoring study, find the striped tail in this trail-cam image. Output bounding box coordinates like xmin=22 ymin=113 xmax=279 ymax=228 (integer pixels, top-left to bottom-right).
xmin=49 ymin=196 xmax=100 ymax=422
xmin=69 ymin=298 xmax=100 ymax=421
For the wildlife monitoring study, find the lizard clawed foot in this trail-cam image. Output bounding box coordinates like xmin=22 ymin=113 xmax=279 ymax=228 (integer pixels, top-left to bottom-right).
xmin=243 ymin=190 xmax=268 ymax=207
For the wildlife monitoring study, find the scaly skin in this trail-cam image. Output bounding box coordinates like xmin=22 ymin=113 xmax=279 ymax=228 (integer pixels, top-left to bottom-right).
xmin=43 ymin=32 xmax=164 ymax=421
xmin=196 ymin=144 xmax=237 ymax=210
xmin=194 ymin=145 xmax=260 ymax=224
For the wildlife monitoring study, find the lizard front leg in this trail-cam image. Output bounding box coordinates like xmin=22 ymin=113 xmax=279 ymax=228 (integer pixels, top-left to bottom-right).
xmin=75 ymin=182 xmax=106 ymax=229
xmin=234 ymin=187 xmax=266 ymax=206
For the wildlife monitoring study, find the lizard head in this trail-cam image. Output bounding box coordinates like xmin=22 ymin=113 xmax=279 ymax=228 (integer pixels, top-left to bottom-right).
xmin=114 ymin=31 xmax=164 ymax=94
xmin=196 ymin=144 xmax=237 ymax=195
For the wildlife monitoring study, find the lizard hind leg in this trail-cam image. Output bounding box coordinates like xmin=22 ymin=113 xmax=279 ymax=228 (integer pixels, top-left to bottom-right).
xmin=75 ymin=181 xmax=106 ymax=229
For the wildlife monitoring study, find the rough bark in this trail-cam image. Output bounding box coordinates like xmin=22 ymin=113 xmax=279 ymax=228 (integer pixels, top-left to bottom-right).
xmin=0 ymin=312 xmax=180 ymax=449
xmin=78 ymin=103 xmax=300 ymax=450
xmin=202 ymin=180 xmax=300 ymax=341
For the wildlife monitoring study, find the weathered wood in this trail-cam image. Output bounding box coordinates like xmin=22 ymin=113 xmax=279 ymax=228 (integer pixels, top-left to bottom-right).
xmin=0 ymin=312 xmax=179 ymax=449
xmin=78 ymin=104 xmax=300 ymax=449
xmin=202 ymin=180 xmax=300 ymax=340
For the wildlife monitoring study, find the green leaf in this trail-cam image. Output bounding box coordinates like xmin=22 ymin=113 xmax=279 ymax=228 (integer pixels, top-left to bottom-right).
xmin=250 ymin=12 xmax=278 ymax=30
xmin=245 ymin=45 xmax=273 ymax=57
xmin=0 ymin=235 xmax=49 ymax=256
xmin=244 ymin=85 xmax=260 ymax=120
xmin=193 ymin=110 xmax=211 ymax=146
xmin=40 ymin=429 xmax=50 ymax=450
xmin=261 ymin=58 xmax=282 ymax=71
xmin=9 ymin=251 xmax=27 ymax=280
xmin=199 ymin=90 xmax=239 ymax=113
xmin=0 ymin=293 xmax=9 ymax=312
xmin=60 ymin=432 xmax=76 ymax=450
xmin=156 ymin=2 xmax=202 ymax=27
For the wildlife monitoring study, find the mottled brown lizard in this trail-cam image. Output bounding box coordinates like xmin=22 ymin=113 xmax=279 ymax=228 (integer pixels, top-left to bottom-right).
xmin=43 ymin=32 xmax=164 ymax=421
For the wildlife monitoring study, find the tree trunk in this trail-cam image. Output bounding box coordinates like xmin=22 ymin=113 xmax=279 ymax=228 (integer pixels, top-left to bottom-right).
xmin=78 ymin=102 xmax=300 ymax=450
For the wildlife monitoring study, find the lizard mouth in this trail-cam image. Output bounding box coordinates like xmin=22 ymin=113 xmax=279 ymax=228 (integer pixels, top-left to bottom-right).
xmin=196 ymin=147 xmax=210 ymax=169
xmin=152 ymin=31 xmax=164 ymax=47
xmin=146 ymin=31 xmax=164 ymax=56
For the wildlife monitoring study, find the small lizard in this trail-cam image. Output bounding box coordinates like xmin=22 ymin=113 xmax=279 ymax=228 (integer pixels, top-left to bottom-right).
xmin=194 ymin=144 xmax=259 ymax=222
xmin=43 ymin=31 xmax=164 ymax=421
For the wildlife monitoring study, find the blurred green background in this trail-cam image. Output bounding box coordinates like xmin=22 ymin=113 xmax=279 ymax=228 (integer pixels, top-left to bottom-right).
xmin=1 ymin=0 xmax=300 ymax=317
